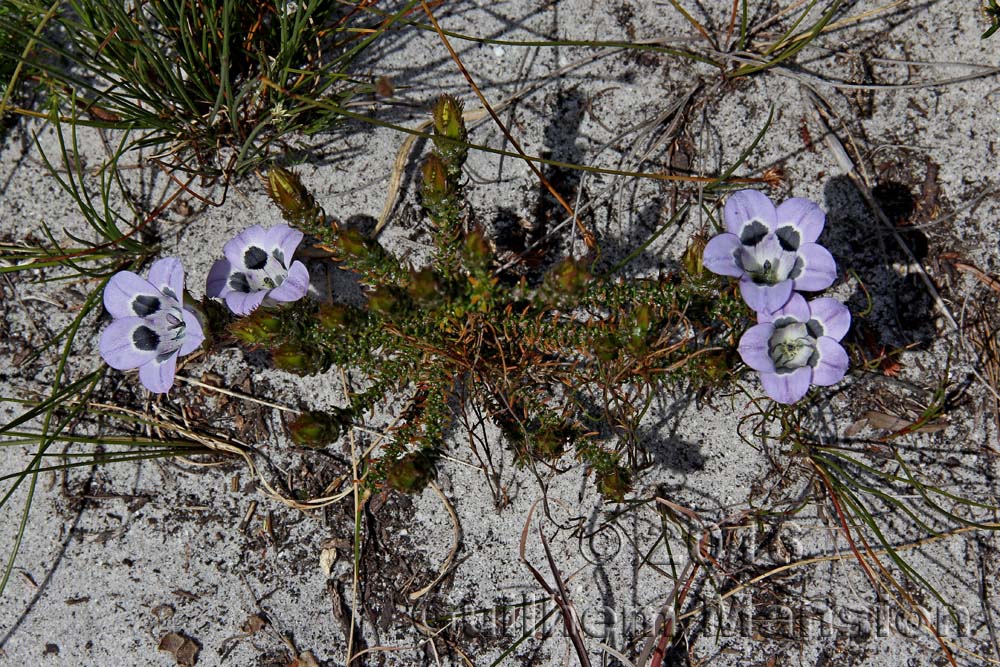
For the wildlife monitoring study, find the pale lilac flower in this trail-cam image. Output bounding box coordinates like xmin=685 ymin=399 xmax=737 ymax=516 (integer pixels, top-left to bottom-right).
xmin=702 ymin=190 xmax=838 ymax=314
xmin=206 ymin=224 xmax=309 ymax=315
xmin=99 ymin=258 xmax=205 ymax=394
xmin=737 ymin=293 xmax=851 ymax=404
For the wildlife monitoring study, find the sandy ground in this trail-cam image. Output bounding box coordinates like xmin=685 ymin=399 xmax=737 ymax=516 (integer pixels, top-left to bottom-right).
xmin=1 ymin=1 xmax=1000 ymax=665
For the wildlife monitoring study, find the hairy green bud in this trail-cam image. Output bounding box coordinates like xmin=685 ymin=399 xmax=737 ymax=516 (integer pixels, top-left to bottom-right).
xmin=267 ymin=168 xmax=312 ymax=216
xmin=408 ymin=268 xmax=440 ymax=305
xmin=367 ymin=285 xmax=402 ymax=316
xmin=682 ymin=234 xmax=708 ymax=279
xmin=628 ymin=305 xmax=652 ymax=354
xmin=318 ymin=303 xmax=354 ymax=330
xmin=432 ymin=95 xmax=466 ymax=143
xmin=421 ymin=154 xmax=453 ymax=210
xmin=288 ymin=410 xmax=341 ymax=448
xmin=597 ymin=466 xmax=632 ymax=503
xmin=230 ymin=308 xmax=282 ymax=345
xmin=272 ymin=343 xmax=329 ymax=375
xmin=431 ymin=95 xmax=467 ymax=170
xmin=386 ymin=450 xmax=437 ymax=494
xmin=546 ymin=258 xmax=592 ymax=299
xmin=462 ymin=227 xmax=492 ymax=271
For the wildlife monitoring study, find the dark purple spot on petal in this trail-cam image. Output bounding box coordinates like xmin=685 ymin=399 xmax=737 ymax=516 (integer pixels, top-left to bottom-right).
xmin=244 ymin=246 xmax=268 ymax=270
xmin=229 ymin=272 xmax=251 ymax=293
xmin=788 ymin=256 xmax=804 ymax=280
xmin=776 ymin=226 xmax=801 ymax=251
xmin=133 ymin=325 xmax=160 ymax=352
xmin=806 ymin=318 xmax=824 ymax=338
xmin=740 ymin=220 xmax=769 ymax=246
xmin=272 ymin=248 xmax=285 ymax=266
xmin=132 ymin=295 xmax=161 ymax=317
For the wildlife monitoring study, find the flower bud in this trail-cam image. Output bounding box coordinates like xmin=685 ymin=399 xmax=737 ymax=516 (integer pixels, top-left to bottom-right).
xmin=337 ymin=227 xmax=368 ymax=258
xmin=593 ymin=334 xmax=619 ymax=362
xmin=272 ymin=343 xmax=329 ymax=375
xmin=432 ymin=95 xmax=465 ymax=142
xmin=230 ymin=308 xmax=282 ymax=345
xmin=597 ymin=466 xmax=631 ymax=502
xmin=463 ymin=227 xmax=491 ymax=270
xmin=316 ymin=303 xmax=349 ymax=329
xmin=386 ymin=450 xmax=437 ymax=494
xmin=367 ymin=285 xmax=399 ymax=316
xmin=288 ymin=410 xmax=340 ymax=448
xmin=267 ymin=168 xmax=313 ymax=217
xmin=547 ymin=258 xmax=592 ymax=298
xmin=697 ymin=350 xmax=730 ymax=383
xmin=272 ymin=343 xmax=308 ymax=372
xmin=432 ymin=95 xmax=468 ymax=173
xmin=533 ymin=422 xmax=573 ymax=459
xmin=407 ymin=268 xmax=440 ymax=304
xmin=682 ymin=234 xmax=707 ymax=279
xmin=421 ymin=154 xmax=452 ymax=209
xmin=627 ymin=305 xmax=652 ymax=354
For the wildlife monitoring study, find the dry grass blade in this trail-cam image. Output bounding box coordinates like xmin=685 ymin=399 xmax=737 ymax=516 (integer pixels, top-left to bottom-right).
xmin=408 ymin=481 xmax=461 ymax=600
xmin=517 ymin=500 xmax=592 ymax=667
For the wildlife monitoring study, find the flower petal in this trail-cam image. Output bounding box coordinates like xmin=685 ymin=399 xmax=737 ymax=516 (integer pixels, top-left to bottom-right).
xmin=178 ymin=308 xmax=205 ymax=356
xmin=225 ymin=289 xmax=268 ymax=316
xmin=738 ymin=323 xmax=776 ymax=372
xmin=775 ymin=198 xmax=825 ymax=248
xmin=807 ymin=297 xmax=851 ymax=341
xmin=759 ymin=292 xmax=809 ymax=324
xmin=739 ymin=277 xmax=793 ymax=315
xmin=267 ymin=261 xmax=310 ymax=303
xmin=223 ymin=224 xmax=268 ymax=268
xmin=759 ymin=366 xmax=812 ymax=404
xmin=99 ymin=317 xmax=160 ymax=370
xmin=702 ymin=233 xmax=743 ymax=277
xmin=104 ymin=271 xmax=162 ymax=319
xmin=139 ymin=353 xmax=178 ymax=394
xmin=724 ymin=190 xmax=777 ymax=241
xmin=265 ymin=224 xmax=304 ymax=268
xmin=146 ymin=258 xmax=184 ymax=303
xmin=791 ymin=243 xmax=837 ymax=291
xmin=206 ymin=258 xmax=233 ymax=298
xmin=811 ymin=337 xmax=849 ymax=386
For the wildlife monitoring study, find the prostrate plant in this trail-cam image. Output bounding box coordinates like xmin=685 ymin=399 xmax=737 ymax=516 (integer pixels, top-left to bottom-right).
xmin=90 ymin=93 xmax=856 ymax=497
xmin=180 ymin=95 xmax=755 ymax=498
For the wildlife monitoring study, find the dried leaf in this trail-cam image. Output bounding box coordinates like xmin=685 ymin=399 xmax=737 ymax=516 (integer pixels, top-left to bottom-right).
xmin=320 ymin=547 xmax=338 ymax=578
xmin=864 ymin=411 xmax=915 ymax=431
xmin=283 ymin=652 xmax=320 ymax=667
xmin=241 ymin=613 xmax=267 ymax=634
xmin=863 ymin=411 xmax=948 ymax=434
xmin=158 ymin=632 xmax=199 ymax=666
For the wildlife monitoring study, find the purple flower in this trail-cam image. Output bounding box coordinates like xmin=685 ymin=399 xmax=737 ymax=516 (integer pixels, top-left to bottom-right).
xmin=737 ymin=293 xmax=851 ymax=404
xmin=206 ymin=224 xmax=310 ymax=315
xmin=99 ymin=258 xmax=205 ymax=393
xmin=703 ymin=190 xmax=838 ymax=314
